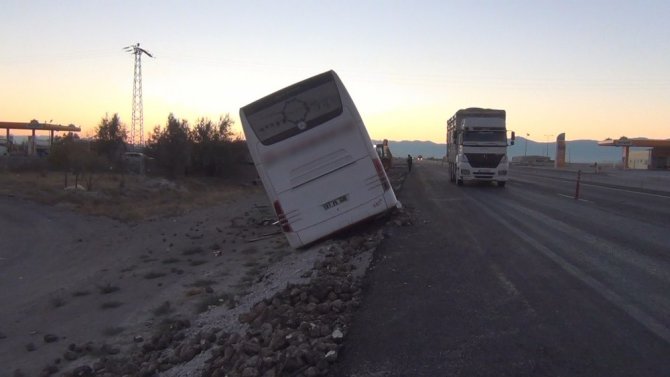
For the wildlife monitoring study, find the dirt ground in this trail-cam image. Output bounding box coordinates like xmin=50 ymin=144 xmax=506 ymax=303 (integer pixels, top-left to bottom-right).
xmin=0 ymin=162 xmax=408 ymax=377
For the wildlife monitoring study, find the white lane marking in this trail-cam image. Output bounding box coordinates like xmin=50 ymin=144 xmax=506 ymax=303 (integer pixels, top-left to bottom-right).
xmin=469 ymin=198 xmax=670 ymax=345
xmin=557 ymin=193 xmax=592 ymax=202
xmin=580 ymin=182 xmax=670 ymax=199
xmin=513 ymin=172 xmax=670 ymax=200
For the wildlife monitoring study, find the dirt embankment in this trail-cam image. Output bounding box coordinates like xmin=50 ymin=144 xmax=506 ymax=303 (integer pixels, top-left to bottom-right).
xmin=1 ymin=162 xmax=409 ymax=377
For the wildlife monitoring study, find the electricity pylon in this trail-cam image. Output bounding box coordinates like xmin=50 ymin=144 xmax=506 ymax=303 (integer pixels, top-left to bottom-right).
xmin=123 ymin=43 xmax=153 ymax=147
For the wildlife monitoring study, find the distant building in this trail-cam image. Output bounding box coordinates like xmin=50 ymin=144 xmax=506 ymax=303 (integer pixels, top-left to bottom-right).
xmin=628 ymin=149 xmax=652 ymax=170
xmin=599 ymin=137 xmax=670 ymax=170
xmin=511 ymin=155 xmax=552 ymax=165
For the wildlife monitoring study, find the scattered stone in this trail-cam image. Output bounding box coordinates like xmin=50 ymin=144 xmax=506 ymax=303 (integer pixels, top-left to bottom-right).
xmin=133 ymin=335 xmax=144 ymax=343
xmin=325 ymin=350 xmax=338 ymax=362
xmin=331 ymin=328 xmax=344 ymax=343
xmin=25 ymin=343 xmax=36 ymax=352
xmin=43 ymin=334 xmax=59 ymax=343
xmin=70 ymin=365 xmax=93 ymax=377
xmin=39 ymin=364 xmax=58 ymax=376
xmin=63 ymin=351 xmax=78 ymax=361
xmin=242 ymin=367 xmax=259 ymax=377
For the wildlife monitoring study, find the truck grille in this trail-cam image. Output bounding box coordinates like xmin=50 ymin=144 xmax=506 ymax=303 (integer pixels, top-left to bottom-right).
xmin=465 ymin=153 xmax=503 ymax=168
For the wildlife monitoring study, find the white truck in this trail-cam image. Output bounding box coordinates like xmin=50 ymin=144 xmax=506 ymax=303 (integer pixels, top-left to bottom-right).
xmin=446 ymin=108 xmax=514 ymax=187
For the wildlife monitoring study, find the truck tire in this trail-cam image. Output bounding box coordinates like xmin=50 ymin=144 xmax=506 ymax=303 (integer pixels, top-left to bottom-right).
xmin=497 ymin=181 xmax=506 ymax=187
xmin=457 ymin=178 xmax=463 ymax=186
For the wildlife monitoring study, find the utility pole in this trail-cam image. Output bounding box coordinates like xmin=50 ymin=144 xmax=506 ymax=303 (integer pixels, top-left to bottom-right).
xmin=544 ymin=134 xmax=553 ymax=157
xmin=524 ymin=133 xmax=530 ymax=157
xmin=124 ymin=43 xmax=153 ymax=148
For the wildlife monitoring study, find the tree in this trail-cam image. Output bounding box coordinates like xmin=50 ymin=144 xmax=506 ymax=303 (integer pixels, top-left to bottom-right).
xmin=93 ymin=113 xmax=127 ymax=166
xmin=49 ymin=132 xmax=104 ymax=189
xmin=189 ymin=114 xmax=239 ymax=176
xmin=145 ymin=114 xmax=191 ymax=178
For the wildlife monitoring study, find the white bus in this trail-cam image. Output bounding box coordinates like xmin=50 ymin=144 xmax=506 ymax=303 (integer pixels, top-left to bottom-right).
xmin=240 ymin=70 xmax=398 ymax=248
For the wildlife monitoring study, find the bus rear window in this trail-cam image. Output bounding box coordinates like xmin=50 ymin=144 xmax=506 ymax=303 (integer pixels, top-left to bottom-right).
xmin=242 ymin=71 xmax=344 ymax=145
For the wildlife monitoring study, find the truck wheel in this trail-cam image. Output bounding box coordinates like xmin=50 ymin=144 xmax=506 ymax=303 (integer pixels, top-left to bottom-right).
xmin=497 ymin=181 xmax=506 ymax=187
xmin=457 ymin=179 xmax=463 ymax=186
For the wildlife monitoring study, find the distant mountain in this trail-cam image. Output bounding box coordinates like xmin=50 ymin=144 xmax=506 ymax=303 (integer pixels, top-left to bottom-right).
xmin=374 ymin=138 xmax=626 ymax=163
xmin=509 ymin=138 xmax=623 ymax=163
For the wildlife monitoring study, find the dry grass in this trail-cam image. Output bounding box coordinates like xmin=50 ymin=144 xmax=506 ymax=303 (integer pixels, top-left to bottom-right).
xmin=0 ymin=171 xmax=256 ymax=222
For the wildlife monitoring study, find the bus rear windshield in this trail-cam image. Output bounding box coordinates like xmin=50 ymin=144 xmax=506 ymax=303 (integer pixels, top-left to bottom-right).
xmin=243 ymin=72 xmax=344 ymax=145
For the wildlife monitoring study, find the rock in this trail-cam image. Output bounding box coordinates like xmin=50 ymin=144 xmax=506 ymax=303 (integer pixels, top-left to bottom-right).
xmin=242 ymin=367 xmax=259 ymax=377
xmin=261 ymin=368 xmax=276 ymax=377
xmin=316 ymin=303 xmax=330 ymax=314
xmin=63 ymin=351 xmax=78 ymax=361
xmin=101 ymin=343 xmax=120 ymax=355
xmin=260 ymin=322 xmax=273 ymax=339
xmin=178 ymin=344 xmax=201 ymax=362
xmin=269 ymin=331 xmax=287 ymax=351
xmin=134 ymin=335 xmax=144 ymax=343
xmin=319 ymin=324 xmax=332 ymax=336
xmin=25 ymin=342 xmax=36 ymax=352
xmin=71 ymin=365 xmax=93 ymax=377
xmin=325 ymin=350 xmax=338 ymax=362
xmin=331 ymin=329 xmax=344 ymax=342
xmin=68 ymin=343 xmax=84 ymax=353
xmin=92 ymin=361 xmax=105 ymax=371
xmin=39 ymin=364 xmax=58 ymax=376
xmin=305 ymin=366 xmax=319 ymax=377
xmin=331 ymin=299 xmax=344 ymax=313
xmin=242 ymin=339 xmax=261 ymax=355
xmin=282 ymin=353 xmax=304 ymax=372
xmin=245 ymin=355 xmax=260 ymax=368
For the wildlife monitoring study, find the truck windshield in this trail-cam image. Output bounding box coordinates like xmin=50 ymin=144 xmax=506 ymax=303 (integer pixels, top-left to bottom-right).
xmin=463 ymin=130 xmax=506 ymax=143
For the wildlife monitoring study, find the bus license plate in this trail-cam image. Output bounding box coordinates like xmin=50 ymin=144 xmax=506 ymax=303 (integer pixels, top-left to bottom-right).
xmin=322 ymin=194 xmax=349 ymax=210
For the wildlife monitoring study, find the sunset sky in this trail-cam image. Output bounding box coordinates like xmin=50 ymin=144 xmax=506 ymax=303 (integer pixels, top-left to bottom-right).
xmin=1 ymin=1 xmax=669 ymax=143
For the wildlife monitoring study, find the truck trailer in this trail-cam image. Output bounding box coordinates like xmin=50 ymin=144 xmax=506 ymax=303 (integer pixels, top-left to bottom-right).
xmin=446 ymin=108 xmax=514 ymax=187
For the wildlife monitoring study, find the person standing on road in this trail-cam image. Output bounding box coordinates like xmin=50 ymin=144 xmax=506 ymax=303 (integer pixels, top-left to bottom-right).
xmin=407 ymin=154 xmax=413 ymax=172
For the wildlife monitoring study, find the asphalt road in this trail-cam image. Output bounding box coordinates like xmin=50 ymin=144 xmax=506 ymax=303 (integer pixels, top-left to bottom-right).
xmin=332 ymin=162 xmax=670 ymax=377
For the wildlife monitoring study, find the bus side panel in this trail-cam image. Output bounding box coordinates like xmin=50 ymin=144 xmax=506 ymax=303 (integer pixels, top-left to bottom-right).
xmin=276 ymin=156 xmax=395 ymax=246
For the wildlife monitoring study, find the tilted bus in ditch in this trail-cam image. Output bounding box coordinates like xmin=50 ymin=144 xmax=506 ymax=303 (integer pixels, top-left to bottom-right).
xmin=240 ymin=70 xmax=398 ymax=248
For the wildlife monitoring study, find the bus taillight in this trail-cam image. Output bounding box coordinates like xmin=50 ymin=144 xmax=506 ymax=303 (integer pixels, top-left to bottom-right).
xmin=273 ymin=200 xmax=292 ymax=232
xmin=373 ymin=159 xmax=391 ymax=192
